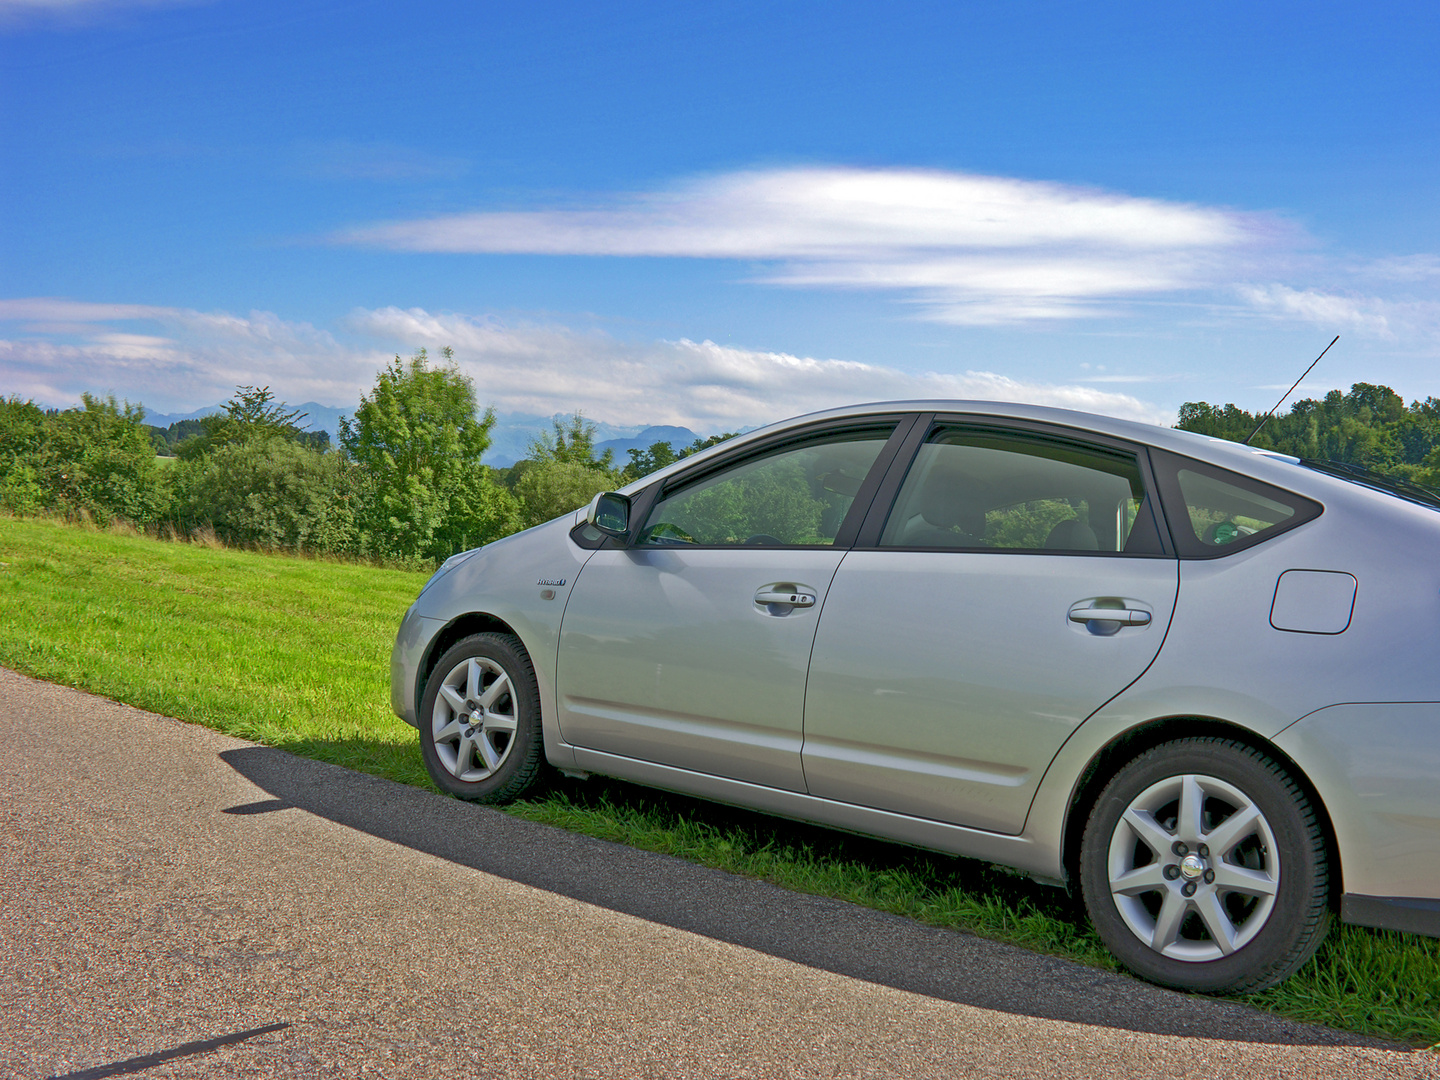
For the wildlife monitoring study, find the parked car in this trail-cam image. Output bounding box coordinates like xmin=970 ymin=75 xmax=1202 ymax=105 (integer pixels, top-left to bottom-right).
xmin=391 ymin=400 xmax=1440 ymax=993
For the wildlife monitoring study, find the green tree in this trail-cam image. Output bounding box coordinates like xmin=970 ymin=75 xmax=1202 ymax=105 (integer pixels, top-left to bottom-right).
xmin=621 ymin=440 xmax=680 ymax=483
xmin=0 ymin=397 xmax=48 ymax=513
xmin=1177 ymin=383 xmax=1440 ymax=487
xmin=29 ymin=394 xmax=170 ymax=525
xmin=176 ymin=385 xmax=315 ymax=461
xmin=340 ymin=348 xmax=518 ymax=561
xmin=171 ymin=437 xmax=360 ymax=553
xmin=526 ymin=411 xmax=616 ymax=471
xmin=515 ymin=460 xmax=616 ymax=529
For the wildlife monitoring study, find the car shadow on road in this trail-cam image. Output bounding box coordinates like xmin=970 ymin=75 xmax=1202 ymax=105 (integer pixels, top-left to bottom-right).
xmin=219 ymin=742 xmax=1384 ymax=1049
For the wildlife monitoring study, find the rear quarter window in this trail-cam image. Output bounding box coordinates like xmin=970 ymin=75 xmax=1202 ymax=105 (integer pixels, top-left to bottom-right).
xmin=1151 ymin=450 xmax=1321 ymax=558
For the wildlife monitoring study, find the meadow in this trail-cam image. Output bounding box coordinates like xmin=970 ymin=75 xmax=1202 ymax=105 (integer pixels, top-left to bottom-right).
xmin=1 ymin=515 xmax=1436 ymax=1048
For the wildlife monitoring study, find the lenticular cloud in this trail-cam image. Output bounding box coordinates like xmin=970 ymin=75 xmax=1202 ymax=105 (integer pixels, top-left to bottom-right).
xmin=336 ymin=166 xmax=1269 ymax=324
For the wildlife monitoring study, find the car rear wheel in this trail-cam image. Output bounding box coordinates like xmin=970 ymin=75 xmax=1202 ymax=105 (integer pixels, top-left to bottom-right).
xmin=1079 ymin=737 xmax=1330 ymax=993
xmin=419 ymin=633 xmax=546 ymax=803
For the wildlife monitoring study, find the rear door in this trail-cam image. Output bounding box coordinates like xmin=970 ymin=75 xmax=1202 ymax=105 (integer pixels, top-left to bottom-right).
xmin=802 ymin=419 xmax=1179 ymax=833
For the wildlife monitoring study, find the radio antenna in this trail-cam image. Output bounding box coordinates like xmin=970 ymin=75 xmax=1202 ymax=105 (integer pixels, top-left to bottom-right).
xmin=1244 ymin=335 xmax=1339 ymax=445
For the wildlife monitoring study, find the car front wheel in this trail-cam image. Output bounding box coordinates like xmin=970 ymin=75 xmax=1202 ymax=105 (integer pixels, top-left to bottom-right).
xmin=419 ymin=633 xmax=545 ymax=803
xmin=1079 ymin=737 xmax=1330 ymax=993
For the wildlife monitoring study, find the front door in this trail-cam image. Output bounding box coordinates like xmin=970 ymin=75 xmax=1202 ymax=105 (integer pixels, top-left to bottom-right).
xmin=557 ymin=423 xmax=901 ymax=791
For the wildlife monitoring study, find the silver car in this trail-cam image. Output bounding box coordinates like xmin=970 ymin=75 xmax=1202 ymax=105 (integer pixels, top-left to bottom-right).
xmin=391 ymin=400 xmax=1440 ymax=993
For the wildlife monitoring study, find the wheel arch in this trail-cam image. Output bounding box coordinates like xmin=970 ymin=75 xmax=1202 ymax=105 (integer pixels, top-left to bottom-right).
xmin=416 ymin=612 xmax=524 ymax=722
xmin=1060 ymin=716 xmax=1342 ymax=907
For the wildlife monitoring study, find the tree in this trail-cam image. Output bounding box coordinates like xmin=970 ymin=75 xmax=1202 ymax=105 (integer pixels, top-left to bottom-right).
xmin=176 ymin=385 xmax=315 ymax=461
xmin=171 ymin=437 xmax=360 ymax=553
xmin=621 ymin=440 xmax=680 ymax=483
xmin=515 ymin=460 xmax=615 ymax=529
xmin=1177 ymin=383 xmax=1440 ymax=489
xmin=0 ymin=396 xmax=47 ymax=514
xmin=340 ymin=348 xmax=518 ymax=561
xmin=526 ymin=411 xmax=616 ymax=471
xmin=30 ymin=394 xmax=170 ymax=525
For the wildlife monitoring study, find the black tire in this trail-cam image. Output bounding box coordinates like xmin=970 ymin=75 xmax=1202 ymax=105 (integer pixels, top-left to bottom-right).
xmin=418 ymin=633 xmax=546 ymax=804
xmin=1079 ymin=737 xmax=1330 ymax=994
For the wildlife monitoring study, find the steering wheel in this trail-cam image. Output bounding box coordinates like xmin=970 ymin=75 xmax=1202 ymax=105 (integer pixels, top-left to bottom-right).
xmin=744 ymin=534 xmax=784 ymax=546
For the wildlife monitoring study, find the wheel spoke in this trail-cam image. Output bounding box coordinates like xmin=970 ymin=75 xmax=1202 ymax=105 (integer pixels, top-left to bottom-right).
xmin=479 ymin=672 xmax=512 ymax=710
xmin=1176 ymin=774 xmax=1205 ymax=845
xmin=1212 ymin=862 xmax=1279 ymax=898
xmin=450 ymin=737 xmax=472 ymax=777
xmin=1109 ymin=862 xmax=1169 ymax=897
xmin=1150 ymin=890 xmax=1189 ymax=951
xmin=1193 ymin=890 xmax=1239 ymax=955
xmin=466 ymin=659 xmax=485 ymax=704
xmin=482 ymin=711 xmax=517 ymax=736
xmin=440 ymin=684 xmax=467 ymax=714
xmin=1121 ymin=807 xmax=1175 ymax=858
xmin=476 ymin=734 xmax=500 ymax=771
xmin=1203 ymin=804 xmax=1262 ymax=860
xmin=434 ymin=717 xmax=464 ymax=743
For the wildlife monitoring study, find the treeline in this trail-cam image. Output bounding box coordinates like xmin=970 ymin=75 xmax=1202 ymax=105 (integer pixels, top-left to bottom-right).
xmin=0 ymin=349 xmax=734 ymax=566
xmin=1178 ymin=382 xmax=1440 ymax=487
xmin=143 ymin=416 xmax=330 ymax=455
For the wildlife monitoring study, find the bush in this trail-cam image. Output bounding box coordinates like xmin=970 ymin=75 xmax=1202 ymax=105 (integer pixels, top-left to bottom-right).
xmin=172 ymin=436 xmax=361 ymax=552
xmin=515 ymin=459 xmax=617 ymax=529
xmin=16 ymin=394 xmax=170 ymax=526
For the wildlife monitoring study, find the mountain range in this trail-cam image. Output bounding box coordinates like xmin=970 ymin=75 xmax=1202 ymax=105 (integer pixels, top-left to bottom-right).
xmin=140 ymin=402 xmax=704 ymax=468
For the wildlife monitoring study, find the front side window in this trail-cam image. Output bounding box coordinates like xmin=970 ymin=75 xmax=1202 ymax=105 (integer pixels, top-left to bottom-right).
xmin=637 ymin=427 xmax=894 ymax=546
xmin=878 ymin=428 xmax=1163 ymax=554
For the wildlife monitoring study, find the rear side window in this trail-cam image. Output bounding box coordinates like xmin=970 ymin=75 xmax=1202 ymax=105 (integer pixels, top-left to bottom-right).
xmin=1152 ymin=451 xmax=1321 ymax=558
xmin=877 ymin=427 xmax=1166 ymax=555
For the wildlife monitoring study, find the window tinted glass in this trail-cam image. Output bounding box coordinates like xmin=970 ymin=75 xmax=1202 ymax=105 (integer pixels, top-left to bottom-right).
xmin=1150 ymin=451 xmax=1322 ymax=558
xmin=637 ymin=428 xmax=893 ymax=546
xmin=1176 ymin=469 xmax=1295 ymax=548
xmin=879 ymin=429 xmax=1157 ymax=553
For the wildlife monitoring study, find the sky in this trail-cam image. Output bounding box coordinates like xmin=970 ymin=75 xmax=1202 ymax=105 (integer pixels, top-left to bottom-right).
xmin=2 ymin=0 xmax=1437 ymax=437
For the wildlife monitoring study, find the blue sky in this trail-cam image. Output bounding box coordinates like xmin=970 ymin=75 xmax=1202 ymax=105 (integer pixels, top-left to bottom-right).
xmin=2 ymin=0 xmax=1437 ymax=435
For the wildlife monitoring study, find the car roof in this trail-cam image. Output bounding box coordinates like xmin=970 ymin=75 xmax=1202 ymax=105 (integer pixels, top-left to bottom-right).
xmin=745 ymin=398 xmax=1301 ymax=466
xmin=615 ymin=398 xmax=1440 ymax=530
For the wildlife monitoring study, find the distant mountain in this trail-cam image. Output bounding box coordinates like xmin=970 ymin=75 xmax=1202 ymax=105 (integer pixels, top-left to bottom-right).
xmin=137 ymin=401 xmax=716 ymax=468
xmin=142 ymin=402 xmax=350 ymax=438
xmin=596 ymin=426 xmax=701 ymax=461
xmin=140 ymin=403 xmax=225 ymax=428
xmin=483 ymin=415 xmax=702 ymax=468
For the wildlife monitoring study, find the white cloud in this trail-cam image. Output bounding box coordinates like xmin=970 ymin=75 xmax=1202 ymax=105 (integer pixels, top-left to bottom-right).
xmin=0 ymin=298 xmax=388 ymax=412
xmin=1237 ymin=284 xmax=1400 ymax=337
xmin=1353 ymin=255 xmax=1440 ymax=283
xmin=350 ymin=305 xmax=1174 ymax=427
xmin=0 ymin=296 xmax=1174 ymax=427
xmin=335 ymin=166 xmax=1271 ymax=325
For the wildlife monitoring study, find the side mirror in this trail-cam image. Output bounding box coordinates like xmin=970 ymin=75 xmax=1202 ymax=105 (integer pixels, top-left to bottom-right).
xmin=585 ymin=491 xmax=631 ymax=537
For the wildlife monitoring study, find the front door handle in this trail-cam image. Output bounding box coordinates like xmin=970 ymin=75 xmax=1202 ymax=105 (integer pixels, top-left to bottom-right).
xmin=1068 ymin=604 xmax=1151 ymax=626
xmin=756 ymin=588 xmax=817 ymax=607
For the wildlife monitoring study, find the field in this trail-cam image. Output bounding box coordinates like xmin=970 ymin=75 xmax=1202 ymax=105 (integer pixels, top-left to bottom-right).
xmin=1 ymin=515 xmax=1437 ymax=1047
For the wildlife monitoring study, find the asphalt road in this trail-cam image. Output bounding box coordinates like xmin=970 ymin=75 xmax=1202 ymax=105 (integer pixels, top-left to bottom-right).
xmin=2 ymin=667 xmax=1437 ymax=1079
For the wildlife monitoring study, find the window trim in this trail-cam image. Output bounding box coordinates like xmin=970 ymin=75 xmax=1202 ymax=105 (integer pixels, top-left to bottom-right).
xmin=1149 ymin=448 xmax=1323 ymax=560
xmin=615 ymin=413 xmax=922 ymax=551
xmin=853 ymin=417 xmax=1175 ymax=558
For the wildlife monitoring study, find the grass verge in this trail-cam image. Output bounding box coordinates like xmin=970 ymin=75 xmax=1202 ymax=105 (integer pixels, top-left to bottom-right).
xmin=2 ymin=515 xmax=1437 ymax=1047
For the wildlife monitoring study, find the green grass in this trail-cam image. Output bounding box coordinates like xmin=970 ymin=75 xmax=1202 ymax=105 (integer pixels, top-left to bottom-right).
xmin=2 ymin=515 xmax=1438 ymax=1049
